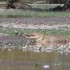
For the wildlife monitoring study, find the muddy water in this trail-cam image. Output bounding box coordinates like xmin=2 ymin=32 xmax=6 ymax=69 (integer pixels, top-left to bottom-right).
xmin=0 ymin=49 xmax=70 ymax=70
xmin=0 ymin=36 xmax=70 ymax=70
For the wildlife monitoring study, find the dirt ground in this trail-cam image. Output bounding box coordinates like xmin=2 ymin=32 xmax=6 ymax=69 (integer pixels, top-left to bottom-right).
xmin=0 ymin=16 xmax=70 ymax=29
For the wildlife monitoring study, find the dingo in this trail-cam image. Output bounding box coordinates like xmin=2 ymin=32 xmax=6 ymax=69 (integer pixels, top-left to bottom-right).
xmin=23 ymin=33 xmax=70 ymax=46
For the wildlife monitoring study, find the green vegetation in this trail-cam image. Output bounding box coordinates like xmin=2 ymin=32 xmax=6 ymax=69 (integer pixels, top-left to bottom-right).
xmin=0 ymin=27 xmax=70 ymax=37
xmin=0 ymin=10 xmax=70 ymax=17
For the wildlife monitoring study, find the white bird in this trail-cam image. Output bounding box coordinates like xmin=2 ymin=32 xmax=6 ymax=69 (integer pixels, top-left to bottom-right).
xmin=43 ymin=64 xmax=50 ymax=69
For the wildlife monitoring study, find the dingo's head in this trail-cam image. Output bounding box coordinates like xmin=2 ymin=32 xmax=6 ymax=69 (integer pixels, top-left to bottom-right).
xmin=24 ymin=33 xmax=44 ymax=41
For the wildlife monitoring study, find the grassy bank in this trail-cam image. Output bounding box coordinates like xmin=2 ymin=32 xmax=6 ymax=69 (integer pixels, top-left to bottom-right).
xmin=0 ymin=10 xmax=70 ymax=17
xmin=0 ymin=27 xmax=70 ymax=37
